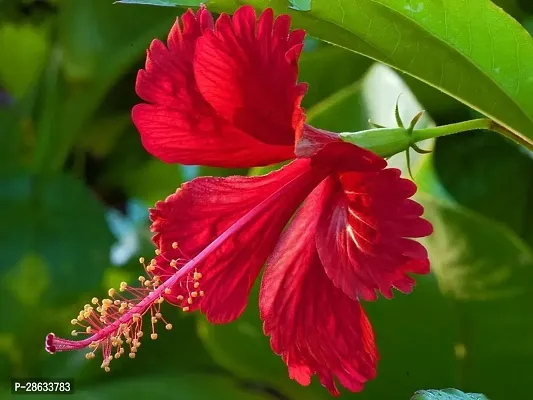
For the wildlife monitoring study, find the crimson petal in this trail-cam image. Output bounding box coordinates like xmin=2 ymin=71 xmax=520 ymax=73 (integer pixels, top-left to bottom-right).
xmin=150 ymin=160 xmax=325 ymax=323
xmin=194 ymin=6 xmax=307 ymax=146
xmin=260 ymin=180 xmax=378 ymax=396
xmin=132 ymin=7 xmax=295 ymax=167
xmin=316 ymin=169 xmax=433 ymax=301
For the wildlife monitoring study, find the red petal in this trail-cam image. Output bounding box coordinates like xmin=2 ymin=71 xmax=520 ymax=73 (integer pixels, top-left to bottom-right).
xmin=316 ymin=169 xmax=433 ymax=302
xmin=194 ymin=6 xmax=307 ymax=147
xmin=132 ymin=7 xmax=295 ymax=167
xmin=149 ymin=160 xmax=325 ymax=323
xmin=260 ymin=180 xmax=378 ymax=395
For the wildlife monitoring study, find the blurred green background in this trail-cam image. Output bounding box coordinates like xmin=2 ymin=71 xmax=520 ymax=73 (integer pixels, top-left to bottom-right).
xmin=1 ymin=0 xmax=533 ymax=399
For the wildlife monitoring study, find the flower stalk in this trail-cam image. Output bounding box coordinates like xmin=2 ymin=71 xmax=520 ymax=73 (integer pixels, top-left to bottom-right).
xmin=340 ymin=117 xmax=533 ymax=158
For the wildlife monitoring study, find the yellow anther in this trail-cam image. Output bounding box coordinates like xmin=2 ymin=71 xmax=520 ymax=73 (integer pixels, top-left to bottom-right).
xmin=139 ymin=257 xmax=145 ymax=264
xmin=164 ymin=288 xmax=171 ymax=295
xmin=151 ymin=333 xmax=158 ymax=340
xmin=120 ymin=348 xmax=125 ymax=354
xmin=191 ymin=291 xmax=198 ymax=298
xmin=172 ymin=242 xmax=178 ymax=249
xmin=138 ymin=276 xmax=146 ymax=282
xmin=115 ymin=352 xmax=121 ymax=359
xmin=155 ymin=249 xmax=161 ymax=256
xmin=126 ymin=338 xmax=132 ymax=344
xmin=77 ymin=315 xmax=84 ymax=321
xmin=177 ymin=295 xmax=184 ymax=301
xmin=187 ymin=297 xmax=193 ymax=305
xmin=119 ymin=281 xmax=127 ymax=291
xmin=131 ymin=346 xmax=138 ymax=353
xmin=119 ymin=323 xmax=128 ymax=330
xmin=91 ymin=297 xmax=99 ymax=305
xmin=144 ymin=280 xmax=152 ymax=287
xmin=71 ymin=330 xmax=78 ymax=336
xmin=132 ymin=313 xmax=141 ymax=322
xmin=114 ymin=300 xmax=121 ymax=306
xmin=170 ymin=260 xmax=177 ymax=268
xmin=150 ymin=259 xmax=157 ymax=266
xmin=151 ymin=317 xmax=157 ymax=324
xmin=70 ymin=319 xmax=78 ymax=325
xmin=137 ymin=331 xmax=144 ymax=338
xmin=165 ymin=324 xmax=172 ymax=330
xmin=86 ymin=326 xmax=92 ymax=333
xmin=85 ymin=352 xmax=95 ymax=360
xmin=108 ymin=288 xmax=115 ymax=297
xmin=129 ymin=352 xmax=136 ymax=359
xmin=83 ymin=311 xmax=91 ymax=319
xmin=199 ymin=291 xmax=205 ymax=297
xmin=156 ymin=297 xmax=164 ymax=304
xmin=193 ymin=282 xmax=200 ymax=289
xmin=102 ymin=299 xmax=113 ymax=306
xmin=193 ymin=272 xmax=202 ymax=280
xmin=183 ymin=306 xmax=190 ymax=312
xmin=155 ymin=312 xmax=162 ymax=319
xmin=104 ymin=367 xmax=110 ymax=373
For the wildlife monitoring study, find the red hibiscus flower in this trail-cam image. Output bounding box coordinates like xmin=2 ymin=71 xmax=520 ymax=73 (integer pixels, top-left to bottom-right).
xmin=46 ymin=5 xmax=432 ymax=396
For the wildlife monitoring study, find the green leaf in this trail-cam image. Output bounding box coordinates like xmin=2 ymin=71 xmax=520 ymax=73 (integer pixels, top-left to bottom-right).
xmin=412 ymin=388 xmax=488 ymax=400
xmin=118 ymin=0 xmax=533 ymax=147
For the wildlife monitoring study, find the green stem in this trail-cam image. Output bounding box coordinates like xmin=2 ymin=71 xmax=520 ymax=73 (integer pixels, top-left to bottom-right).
xmin=414 ymin=118 xmax=533 ymax=152
xmin=412 ymin=118 xmax=491 ymax=142
xmin=341 ymin=118 xmax=533 ymax=158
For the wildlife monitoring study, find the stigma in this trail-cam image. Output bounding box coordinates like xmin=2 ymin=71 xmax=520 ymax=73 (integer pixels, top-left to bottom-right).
xmin=45 ymin=243 xmax=204 ymax=372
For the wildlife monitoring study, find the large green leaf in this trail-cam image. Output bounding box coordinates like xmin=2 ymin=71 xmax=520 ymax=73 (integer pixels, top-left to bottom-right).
xmin=117 ymin=0 xmax=533 ymax=147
